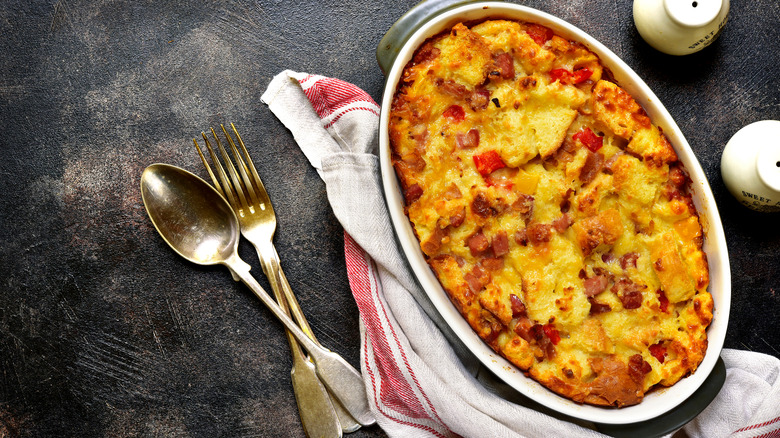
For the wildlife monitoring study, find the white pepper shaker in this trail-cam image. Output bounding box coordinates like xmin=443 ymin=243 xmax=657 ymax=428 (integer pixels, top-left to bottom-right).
xmin=633 ymin=0 xmax=729 ymax=55
xmin=720 ymin=120 xmax=780 ymax=212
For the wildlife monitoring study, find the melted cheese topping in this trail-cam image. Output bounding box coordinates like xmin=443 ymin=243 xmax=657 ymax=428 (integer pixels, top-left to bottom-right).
xmin=389 ymin=20 xmax=712 ymax=407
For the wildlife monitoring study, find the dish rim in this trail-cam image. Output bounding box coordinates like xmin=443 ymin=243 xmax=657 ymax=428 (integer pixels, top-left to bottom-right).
xmin=377 ymin=1 xmax=731 ymax=425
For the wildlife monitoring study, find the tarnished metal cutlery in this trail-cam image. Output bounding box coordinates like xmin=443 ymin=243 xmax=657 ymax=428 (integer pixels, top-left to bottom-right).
xmin=139 ymin=124 xmax=373 ymax=437
xmin=194 ymin=124 xmax=370 ymax=436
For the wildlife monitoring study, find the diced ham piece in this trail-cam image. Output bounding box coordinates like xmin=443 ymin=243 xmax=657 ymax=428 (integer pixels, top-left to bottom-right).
xmin=552 ymin=213 xmax=572 ymax=233
xmin=468 ymin=88 xmax=491 ymax=110
xmin=620 ymin=252 xmax=639 ymax=269
xmin=621 ymin=291 xmax=644 ymax=310
xmin=583 ymin=275 xmax=609 ymax=297
xmin=421 ymin=227 xmax=446 ymax=255
xmin=471 ymin=192 xmax=497 ymax=218
xmin=492 ymin=231 xmax=509 ymax=257
xmin=494 ymin=52 xmax=515 ymax=79
xmin=466 ymin=231 xmax=490 ymax=255
xmin=401 ymin=153 xmax=426 ymax=172
xmin=449 ymin=207 xmax=465 ymax=228
xmin=464 ymin=266 xmax=488 ymax=294
xmin=588 ymin=299 xmax=612 ymax=315
xmin=527 ymin=223 xmax=552 ymax=244
xmin=604 ymin=152 xmax=622 ymax=173
xmin=404 ymin=184 xmax=423 ymax=204
xmin=456 ymin=129 xmax=480 ymax=149
xmin=513 ymin=317 xmax=533 ymax=342
xmin=464 ymin=274 xmax=480 ymax=295
xmin=514 ymin=228 xmax=528 ymax=246
xmin=509 ymin=294 xmax=527 ymax=318
xmin=437 ymin=79 xmax=469 ymax=99
xmin=580 ymin=150 xmax=604 ymax=185
xmin=512 ymin=194 xmax=534 ymax=221
xmin=612 ymin=278 xmax=646 ymax=309
xmin=560 ymin=188 xmax=574 ymax=213
xmin=628 ymin=354 xmax=652 ymax=384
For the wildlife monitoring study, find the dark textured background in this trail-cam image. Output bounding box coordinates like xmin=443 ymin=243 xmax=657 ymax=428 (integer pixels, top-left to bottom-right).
xmin=1 ymin=0 xmax=778 ymax=436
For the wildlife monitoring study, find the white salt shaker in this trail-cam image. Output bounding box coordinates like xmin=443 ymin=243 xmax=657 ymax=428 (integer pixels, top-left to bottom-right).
xmin=633 ymin=0 xmax=729 ymax=55
xmin=720 ymin=120 xmax=780 ymax=212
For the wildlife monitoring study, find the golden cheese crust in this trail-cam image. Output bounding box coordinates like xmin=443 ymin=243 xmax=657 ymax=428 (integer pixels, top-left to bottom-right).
xmin=389 ymin=19 xmax=712 ymax=407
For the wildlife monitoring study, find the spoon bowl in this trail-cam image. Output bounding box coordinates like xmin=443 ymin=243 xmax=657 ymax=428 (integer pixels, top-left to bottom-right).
xmin=141 ymin=163 xmax=239 ymax=265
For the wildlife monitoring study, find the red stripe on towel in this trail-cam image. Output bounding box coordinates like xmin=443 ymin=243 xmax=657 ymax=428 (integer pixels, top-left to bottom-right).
xmin=736 ymin=416 xmax=780 ymax=433
xmin=300 ymin=76 xmax=376 ymax=120
xmin=344 ymin=233 xmax=452 ymax=437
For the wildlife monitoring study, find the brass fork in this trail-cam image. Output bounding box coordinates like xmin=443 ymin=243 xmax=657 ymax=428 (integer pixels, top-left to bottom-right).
xmin=194 ymin=124 xmax=369 ymax=434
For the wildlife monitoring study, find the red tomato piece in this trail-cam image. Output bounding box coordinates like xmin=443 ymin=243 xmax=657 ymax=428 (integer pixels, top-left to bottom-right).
xmin=572 ymin=67 xmax=593 ymax=84
xmin=442 ymin=104 xmax=465 ymax=122
xmin=543 ymin=324 xmax=561 ymax=345
xmin=526 ymin=24 xmax=553 ymax=45
xmin=649 ymin=343 xmax=667 ymax=363
xmin=657 ymin=290 xmax=670 ymax=313
xmin=549 ymin=68 xmax=570 ymax=84
xmin=473 ymin=150 xmax=506 ymax=176
xmin=573 ymin=127 xmax=604 ymax=152
xmin=550 ymin=67 xmax=593 ymax=85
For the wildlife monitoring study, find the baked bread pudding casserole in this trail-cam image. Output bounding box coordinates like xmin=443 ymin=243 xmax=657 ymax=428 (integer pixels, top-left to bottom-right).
xmin=389 ymin=19 xmax=713 ymax=407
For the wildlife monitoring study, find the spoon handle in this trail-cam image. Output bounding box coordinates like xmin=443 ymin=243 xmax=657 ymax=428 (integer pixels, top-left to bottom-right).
xmin=258 ymin=241 xmax=317 ymax=341
xmin=225 ymin=255 xmax=375 ymax=426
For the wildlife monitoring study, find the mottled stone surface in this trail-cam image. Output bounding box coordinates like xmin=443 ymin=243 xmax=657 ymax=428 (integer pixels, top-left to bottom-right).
xmin=0 ymin=0 xmax=778 ymax=436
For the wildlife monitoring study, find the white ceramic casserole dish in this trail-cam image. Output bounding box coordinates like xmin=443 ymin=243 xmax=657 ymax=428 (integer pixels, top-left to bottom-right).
xmin=377 ymin=0 xmax=731 ymax=426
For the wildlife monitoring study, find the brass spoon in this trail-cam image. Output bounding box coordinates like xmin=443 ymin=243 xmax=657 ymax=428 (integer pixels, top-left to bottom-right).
xmin=140 ymin=163 xmax=374 ymax=429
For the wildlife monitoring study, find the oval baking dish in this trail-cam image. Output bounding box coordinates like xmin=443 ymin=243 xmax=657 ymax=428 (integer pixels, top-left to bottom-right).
xmin=377 ymin=0 xmax=730 ymax=426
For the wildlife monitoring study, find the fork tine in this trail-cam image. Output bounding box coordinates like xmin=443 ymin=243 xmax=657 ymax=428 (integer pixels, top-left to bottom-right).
xmin=229 ymin=123 xmax=272 ymax=211
xmin=210 ymin=127 xmax=251 ymax=213
xmin=220 ymin=124 xmax=260 ymax=208
xmin=201 ymin=132 xmax=240 ymax=211
xmin=194 ymin=138 xmax=226 ymax=198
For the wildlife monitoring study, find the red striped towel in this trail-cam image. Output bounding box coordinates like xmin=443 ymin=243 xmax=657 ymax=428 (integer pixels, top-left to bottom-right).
xmin=261 ymin=70 xmax=780 ymax=438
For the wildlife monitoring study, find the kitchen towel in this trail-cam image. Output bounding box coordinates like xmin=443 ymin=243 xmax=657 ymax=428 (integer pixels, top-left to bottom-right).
xmin=260 ymin=70 xmax=780 ymax=438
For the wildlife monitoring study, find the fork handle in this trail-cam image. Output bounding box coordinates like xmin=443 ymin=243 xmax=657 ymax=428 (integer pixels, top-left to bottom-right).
xmin=254 ymin=240 xmax=318 ymax=342
xmin=259 ymin=250 xmax=344 ymax=437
